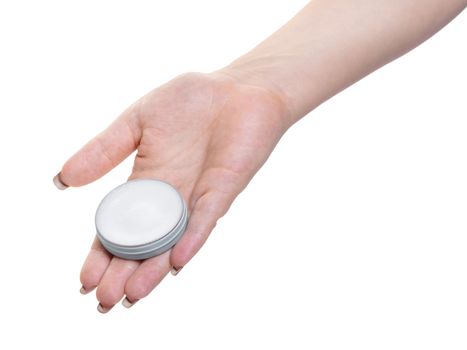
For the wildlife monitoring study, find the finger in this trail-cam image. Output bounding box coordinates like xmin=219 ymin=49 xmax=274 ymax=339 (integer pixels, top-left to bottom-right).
xmin=95 ymin=257 xmax=140 ymax=312
xmin=57 ymin=107 xmax=141 ymax=188
xmin=80 ymin=237 xmax=112 ymax=294
xmin=170 ymin=189 xmax=233 ymax=272
xmin=123 ymin=251 xmax=171 ymax=305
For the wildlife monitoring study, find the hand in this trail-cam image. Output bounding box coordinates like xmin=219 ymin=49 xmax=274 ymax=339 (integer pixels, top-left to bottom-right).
xmin=56 ymin=72 xmax=290 ymax=312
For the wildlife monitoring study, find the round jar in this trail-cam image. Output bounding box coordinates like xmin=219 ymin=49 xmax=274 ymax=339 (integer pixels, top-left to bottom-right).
xmin=95 ymin=179 xmax=188 ymax=260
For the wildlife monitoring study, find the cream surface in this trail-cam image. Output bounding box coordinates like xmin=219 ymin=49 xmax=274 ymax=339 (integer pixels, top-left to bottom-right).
xmin=95 ymin=180 xmax=184 ymax=246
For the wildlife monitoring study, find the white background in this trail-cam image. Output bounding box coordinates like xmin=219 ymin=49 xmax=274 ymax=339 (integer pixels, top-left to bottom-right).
xmin=0 ymin=1 xmax=466 ymax=349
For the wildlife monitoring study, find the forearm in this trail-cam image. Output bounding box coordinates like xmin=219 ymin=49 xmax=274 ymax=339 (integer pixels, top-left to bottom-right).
xmin=219 ymin=0 xmax=466 ymax=124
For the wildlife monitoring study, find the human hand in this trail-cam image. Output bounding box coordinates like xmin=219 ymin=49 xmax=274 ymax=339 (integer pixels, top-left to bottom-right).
xmin=56 ymin=0 xmax=464 ymax=312
xmin=55 ymin=72 xmax=290 ymax=312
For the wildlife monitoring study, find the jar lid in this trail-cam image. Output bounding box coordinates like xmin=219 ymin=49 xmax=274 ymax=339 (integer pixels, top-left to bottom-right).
xmin=95 ymin=179 xmax=188 ymax=260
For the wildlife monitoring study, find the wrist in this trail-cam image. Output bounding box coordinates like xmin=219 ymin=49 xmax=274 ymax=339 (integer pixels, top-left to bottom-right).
xmin=214 ymin=59 xmax=298 ymax=128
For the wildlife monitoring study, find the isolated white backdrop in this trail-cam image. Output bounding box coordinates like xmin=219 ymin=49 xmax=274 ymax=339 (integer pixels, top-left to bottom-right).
xmin=0 ymin=1 xmax=465 ymax=349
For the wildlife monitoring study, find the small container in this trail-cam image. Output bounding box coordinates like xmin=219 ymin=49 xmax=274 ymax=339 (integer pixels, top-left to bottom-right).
xmin=95 ymin=179 xmax=188 ymax=260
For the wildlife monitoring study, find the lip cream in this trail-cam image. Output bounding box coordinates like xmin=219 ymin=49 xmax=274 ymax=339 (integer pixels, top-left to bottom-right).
xmin=95 ymin=179 xmax=188 ymax=260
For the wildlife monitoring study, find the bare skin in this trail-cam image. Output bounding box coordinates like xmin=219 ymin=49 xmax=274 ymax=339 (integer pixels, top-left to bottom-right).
xmin=55 ymin=0 xmax=465 ymax=312
xmin=58 ymin=72 xmax=289 ymax=311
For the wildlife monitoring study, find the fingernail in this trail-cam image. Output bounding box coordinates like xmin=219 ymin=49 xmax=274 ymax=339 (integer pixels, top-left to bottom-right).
xmin=171 ymin=266 xmax=183 ymax=276
xmin=80 ymin=285 xmax=90 ymax=295
xmin=97 ymin=303 xmax=112 ymax=314
xmin=53 ymin=172 xmax=68 ymax=190
xmin=122 ymin=297 xmax=138 ymax=309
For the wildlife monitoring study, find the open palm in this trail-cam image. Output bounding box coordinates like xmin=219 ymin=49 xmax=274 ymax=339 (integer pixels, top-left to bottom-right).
xmin=57 ymin=72 xmax=289 ymax=312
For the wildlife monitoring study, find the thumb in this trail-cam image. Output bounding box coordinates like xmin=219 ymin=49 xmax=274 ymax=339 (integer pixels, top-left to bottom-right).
xmin=54 ymin=110 xmax=141 ymax=189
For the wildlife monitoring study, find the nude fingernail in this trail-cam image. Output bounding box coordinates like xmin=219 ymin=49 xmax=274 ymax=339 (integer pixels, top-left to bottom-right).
xmin=97 ymin=303 xmax=112 ymax=314
xmin=171 ymin=266 xmax=183 ymax=276
xmin=122 ymin=297 xmax=138 ymax=309
xmin=53 ymin=172 xmax=68 ymax=190
xmin=80 ymin=285 xmax=90 ymax=295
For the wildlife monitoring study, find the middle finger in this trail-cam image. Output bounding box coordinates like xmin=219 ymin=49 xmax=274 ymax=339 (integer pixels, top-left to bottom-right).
xmin=96 ymin=256 xmax=140 ymax=313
